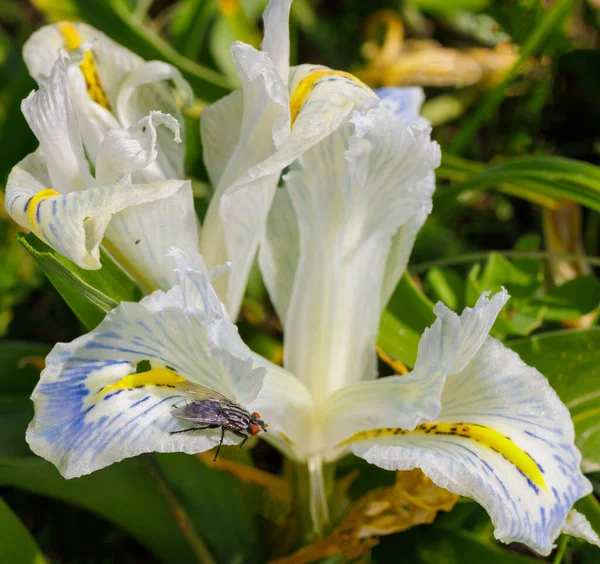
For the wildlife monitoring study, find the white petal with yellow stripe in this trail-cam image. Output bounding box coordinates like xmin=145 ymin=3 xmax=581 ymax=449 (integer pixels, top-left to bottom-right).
xmin=20 ymin=55 xmax=94 ymax=195
xmin=209 ymin=61 xmax=390 ymax=320
xmin=6 ymin=54 xmax=198 ymax=291
xmin=199 ymin=0 xmax=294 ymax=318
xmin=23 ymin=21 xmax=191 ymax=179
xmin=337 ymin=292 xmax=592 ymax=555
xmin=322 ymin=290 xmax=507 ymax=450
xmin=6 ymin=150 xmax=190 ymax=271
xmin=199 ymin=0 xmax=380 ymax=319
xmin=26 ymin=248 xmax=313 ymax=478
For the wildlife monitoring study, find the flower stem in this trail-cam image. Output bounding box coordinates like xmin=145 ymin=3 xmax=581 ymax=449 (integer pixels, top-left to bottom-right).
xmin=308 ymin=456 xmax=330 ymax=537
xmin=287 ymin=456 xmax=334 ymax=548
xmin=553 ymin=535 xmax=569 ymax=564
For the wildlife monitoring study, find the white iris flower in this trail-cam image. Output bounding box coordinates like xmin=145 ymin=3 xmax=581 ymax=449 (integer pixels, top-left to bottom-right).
xmin=24 ymin=1 xmax=597 ymax=557
xmin=5 ymin=22 xmax=198 ymax=294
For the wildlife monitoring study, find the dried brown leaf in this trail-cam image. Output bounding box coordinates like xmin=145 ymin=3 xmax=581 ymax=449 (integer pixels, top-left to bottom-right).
xmin=272 ymin=469 xmax=458 ymax=564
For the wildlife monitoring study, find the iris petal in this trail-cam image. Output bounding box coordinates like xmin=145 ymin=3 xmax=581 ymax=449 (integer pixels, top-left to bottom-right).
xmin=342 ymin=292 xmax=591 ymax=555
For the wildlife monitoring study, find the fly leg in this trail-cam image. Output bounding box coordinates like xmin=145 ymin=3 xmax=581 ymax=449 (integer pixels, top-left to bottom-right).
xmin=213 ymin=427 xmax=225 ymax=462
xmin=170 ymin=424 xmax=217 ymax=435
xmin=233 ymin=431 xmax=250 ymax=451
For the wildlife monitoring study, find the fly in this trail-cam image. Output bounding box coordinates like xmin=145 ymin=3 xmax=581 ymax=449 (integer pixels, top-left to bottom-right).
xmin=169 ymin=381 xmax=267 ymax=461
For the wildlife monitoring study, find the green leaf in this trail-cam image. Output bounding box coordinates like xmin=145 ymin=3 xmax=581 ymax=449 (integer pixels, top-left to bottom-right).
xmin=17 ymin=232 xmax=141 ymax=331
xmin=508 ymin=328 xmax=600 ymax=472
xmin=447 ymin=0 xmax=572 ymax=155
xmin=535 ymin=276 xmax=600 ymax=321
xmin=209 ymin=0 xmax=265 ymax=84
xmin=0 ymin=341 xmax=51 ymax=457
xmin=379 ymin=274 xmax=436 ymax=366
xmin=411 ymin=0 xmax=491 ymax=14
xmin=573 ymin=495 xmax=600 ymax=560
xmin=378 ymin=311 xmax=423 ymax=368
xmin=0 ymin=456 xmax=205 ymax=564
xmin=209 ymin=16 xmax=242 ymax=85
xmin=372 ymin=523 xmax=538 ymax=563
xmin=0 ymin=343 xmax=261 ymax=563
xmin=575 ymin=495 xmax=600 ymax=536
xmin=0 ymin=454 xmax=267 ymax=563
xmin=437 ymin=155 xmax=600 ymax=213
xmin=425 ymin=267 xmax=465 ymax=311
xmin=480 ymin=253 xmax=532 ymax=292
xmin=511 ymin=234 xmax=544 ymax=300
xmin=465 ymin=262 xmax=483 ymax=306
xmin=387 ymin=273 xmax=436 ymax=332
xmin=71 ymin=0 xmax=231 ymax=100
xmin=0 ymin=48 xmax=37 ymax=185
xmin=460 ymin=250 xmax=547 ymax=337
xmin=152 ymin=453 xmax=264 ymax=563
xmin=494 ymin=304 xmax=545 ymax=337
xmin=0 ymin=497 xmax=46 ymax=564
xmin=169 ymin=0 xmax=217 ymax=60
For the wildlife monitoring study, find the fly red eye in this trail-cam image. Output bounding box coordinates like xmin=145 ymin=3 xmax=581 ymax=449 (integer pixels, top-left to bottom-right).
xmin=250 ymin=424 xmax=260 ymax=435
xmin=252 ymin=412 xmax=261 ymax=419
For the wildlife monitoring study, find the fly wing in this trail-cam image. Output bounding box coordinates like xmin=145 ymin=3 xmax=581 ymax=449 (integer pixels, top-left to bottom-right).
xmin=171 ymin=399 xmax=229 ymax=425
xmin=175 ymin=381 xmax=234 ymax=403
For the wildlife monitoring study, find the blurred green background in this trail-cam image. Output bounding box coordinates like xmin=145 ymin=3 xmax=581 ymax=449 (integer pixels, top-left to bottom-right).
xmin=1 ymin=0 xmax=600 ymax=562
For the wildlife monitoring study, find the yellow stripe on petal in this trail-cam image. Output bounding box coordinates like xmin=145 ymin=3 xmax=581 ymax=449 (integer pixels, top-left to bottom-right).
xmin=289 ymin=69 xmax=373 ymax=126
xmin=340 ymin=422 xmax=546 ymax=489
xmin=60 ymin=22 xmax=82 ymax=50
xmin=59 ymin=22 xmax=111 ymax=111
xmin=27 ymin=189 xmax=60 ymax=235
xmin=98 ymin=367 xmax=186 ymax=396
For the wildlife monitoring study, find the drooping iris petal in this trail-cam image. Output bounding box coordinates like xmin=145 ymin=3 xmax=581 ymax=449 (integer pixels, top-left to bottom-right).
xmin=103 ymin=188 xmax=199 ymax=292
xmin=23 ymin=21 xmax=190 ymax=183
xmin=21 ymin=56 xmax=94 ymax=194
xmin=261 ymin=0 xmax=292 ymax=85
xmin=258 ymin=188 xmax=299 ymax=324
xmin=375 ymin=86 xmax=435 ymax=306
xmin=166 ymin=247 xmax=315 ymax=458
xmin=27 ymin=249 xmax=313 ymax=478
xmin=561 ymin=510 xmax=600 ymax=548
xmin=200 ymin=89 xmax=243 ymax=189
xmin=200 ymin=0 xmax=381 ymax=320
xmin=5 ymin=150 xmax=190 ymax=271
xmin=115 ymin=61 xmax=193 ymax=180
xmin=341 ymin=292 xmax=592 ymax=556
xmin=322 ymin=290 xmax=507 ymax=450
xmin=199 ymin=39 xmax=290 ymax=318
xmin=321 ymin=299 xmax=461 ymax=450
xmin=95 ymin=111 xmax=181 ymax=185
xmin=262 ymin=103 xmax=440 ymax=403
xmin=23 ymin=22 xmax=141 ymax=103
xmin=7 ymin=52 xmax=199 ymax=290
